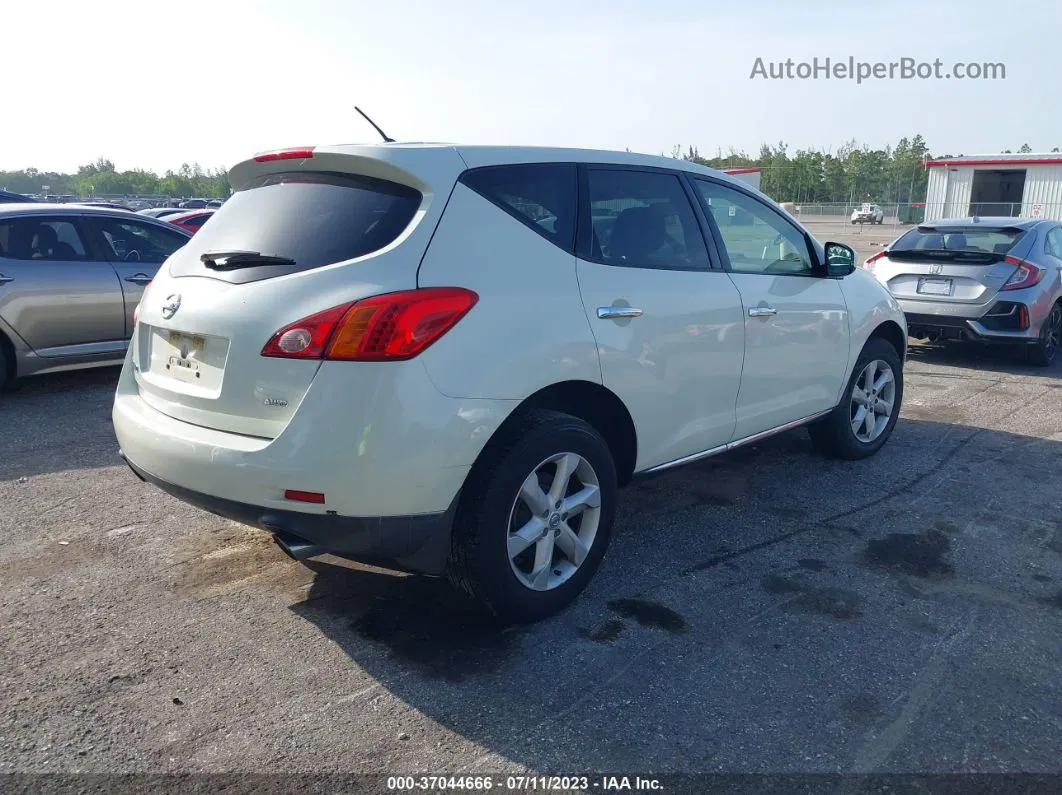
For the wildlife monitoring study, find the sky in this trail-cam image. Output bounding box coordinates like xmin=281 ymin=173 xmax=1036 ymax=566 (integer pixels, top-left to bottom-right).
xmin=5 ymin=0 xmax=1060 ymax=174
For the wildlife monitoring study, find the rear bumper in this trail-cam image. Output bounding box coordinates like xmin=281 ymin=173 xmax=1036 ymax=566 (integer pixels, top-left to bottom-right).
xmin=900 ymin=299 xmax=1041 ymax=343
xmin=121 ymin=453 xmax=455 ymax=574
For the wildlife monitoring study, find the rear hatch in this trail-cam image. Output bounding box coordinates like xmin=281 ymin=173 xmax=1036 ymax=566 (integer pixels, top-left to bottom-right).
xmin=866 ymin=223 xmax=1032 ymax=307
xmin=131 ymin=145 xmax=465 ymax=438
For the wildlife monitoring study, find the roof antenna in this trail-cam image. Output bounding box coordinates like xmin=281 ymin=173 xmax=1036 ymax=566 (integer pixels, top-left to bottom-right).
xmin=355 ymin=106 xmax=394 ymax=143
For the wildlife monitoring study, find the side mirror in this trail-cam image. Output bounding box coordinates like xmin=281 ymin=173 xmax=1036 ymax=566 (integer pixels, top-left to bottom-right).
xmin=824 ymin=242 xmax=856 ymax=278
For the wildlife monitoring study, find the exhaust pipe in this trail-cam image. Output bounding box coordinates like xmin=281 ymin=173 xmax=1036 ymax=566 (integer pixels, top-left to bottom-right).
xmin=272 ymin=530 xmax=322 ymax=561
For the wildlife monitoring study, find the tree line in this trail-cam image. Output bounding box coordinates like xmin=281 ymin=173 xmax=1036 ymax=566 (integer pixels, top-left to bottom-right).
xmin=4 ymin=137 xmax=1057 ymax=204
xmin=0 ymin=158 xmax=230 ymax=198
xmin=670 ymin=137 xmax=1058 ymax=206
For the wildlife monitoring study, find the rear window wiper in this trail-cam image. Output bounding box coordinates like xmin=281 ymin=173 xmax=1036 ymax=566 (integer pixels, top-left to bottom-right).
xmin=200 ymin=250 xmax=296 ymax=270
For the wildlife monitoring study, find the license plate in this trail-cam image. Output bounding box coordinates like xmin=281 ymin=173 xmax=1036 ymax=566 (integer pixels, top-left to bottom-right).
xmin=917 ymin=277 xmax=953 ymax=296
xmin=168 ymin=331 xmax=205 ymax=353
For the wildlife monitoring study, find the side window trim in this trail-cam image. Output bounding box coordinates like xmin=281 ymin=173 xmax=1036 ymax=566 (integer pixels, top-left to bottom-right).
xmin=577 ymin=163 xmax=714 ymax=273
xmin=691 ymin=176 xmax=822 ymax=278
xmin=458 ymin=162 xmax=578 ymax=255
xmin=676 ymin=171 xmax=726 ymax=271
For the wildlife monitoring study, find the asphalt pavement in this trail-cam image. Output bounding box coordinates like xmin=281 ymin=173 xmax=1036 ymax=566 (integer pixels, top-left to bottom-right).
xmin=2 ymin=341 xmax=1061 ymax=778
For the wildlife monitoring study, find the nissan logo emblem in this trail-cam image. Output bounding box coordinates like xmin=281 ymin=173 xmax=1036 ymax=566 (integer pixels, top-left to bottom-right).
xmin=161 ymin=294 xmax=182 ymax=319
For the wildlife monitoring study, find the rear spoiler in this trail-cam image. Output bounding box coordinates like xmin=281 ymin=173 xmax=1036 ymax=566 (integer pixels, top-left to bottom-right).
xmin=917 ymin=223 xmax=1026 ymax=234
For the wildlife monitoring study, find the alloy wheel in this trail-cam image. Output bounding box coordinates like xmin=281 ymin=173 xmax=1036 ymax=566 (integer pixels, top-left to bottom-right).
xmin=850 ymin=359 xmax=896 ymax=443
xmin=506 ymin=452 xmax=602 ymax=592
xmin=1041 ymin=305 xmax=1062 ymax=362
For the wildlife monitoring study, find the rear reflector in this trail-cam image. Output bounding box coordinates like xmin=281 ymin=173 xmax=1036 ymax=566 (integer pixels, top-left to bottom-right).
xmin=262 ymin=287 xmax=479 ymax=362
xmin=1001 ymin=255 xmax=1045 ymax=291
xmin=284 ymin=489 xmax=326 ymax=504
xmin=254 ymin=147 xmax=315 ymax=162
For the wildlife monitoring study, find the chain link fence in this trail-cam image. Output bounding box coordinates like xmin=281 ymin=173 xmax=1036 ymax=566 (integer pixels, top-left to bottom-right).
xmin=782 ymin=201 xmax=1061 ymax=236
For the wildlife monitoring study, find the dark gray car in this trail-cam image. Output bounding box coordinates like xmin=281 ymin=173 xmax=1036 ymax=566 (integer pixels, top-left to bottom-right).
xmin=0 ymin=204 xmax=191 ymax=389
xmin=864 ymin=217 xmax=1062 ymax=365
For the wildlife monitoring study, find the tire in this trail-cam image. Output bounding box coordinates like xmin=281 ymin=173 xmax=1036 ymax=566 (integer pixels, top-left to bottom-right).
xmin=1027 ymin=301 xmax=1062 ymax=367
xmin=0 ymin=339 xmax=14 ymax=393
xmin=446 ymin=409 xmax=617 ymax=623
xmin=809 ymin=337 xmax=903 ymax=460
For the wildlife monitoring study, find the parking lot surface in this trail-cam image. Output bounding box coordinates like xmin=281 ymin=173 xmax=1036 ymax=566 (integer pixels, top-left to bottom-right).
xmin=3 ymin=303 xmax=1062 ymax=774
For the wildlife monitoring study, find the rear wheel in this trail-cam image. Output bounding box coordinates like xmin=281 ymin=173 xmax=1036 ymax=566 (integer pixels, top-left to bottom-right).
xmin=809 ymin=338 xmax=903 ymax=460
xmin=447 ymin=409 xmax=617 ymax=623
xmin=1027 ymin=302 xmax=1062 ymax=367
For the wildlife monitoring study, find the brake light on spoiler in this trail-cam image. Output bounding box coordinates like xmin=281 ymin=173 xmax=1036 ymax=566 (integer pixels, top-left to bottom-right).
xmin=253 ymin=147 xmax=316 ymax=162
xmin=1001 ymin=255 xmax=1045 ymax=291
xmin=261 ymin=288 xmax=479 ymax=362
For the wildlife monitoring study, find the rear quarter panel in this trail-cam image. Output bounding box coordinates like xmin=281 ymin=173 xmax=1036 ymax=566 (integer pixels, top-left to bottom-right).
xmin=415 ymin=183 xmax=601 ymax=399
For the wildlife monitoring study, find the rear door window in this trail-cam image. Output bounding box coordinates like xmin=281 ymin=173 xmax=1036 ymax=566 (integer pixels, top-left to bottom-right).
xmin=169 ymin=171 xmax=422 ymax=282
xmin=584 ymin=169 xmax=710 ymax=271
xmin=460 ymin=163 xmax=577 ymax=253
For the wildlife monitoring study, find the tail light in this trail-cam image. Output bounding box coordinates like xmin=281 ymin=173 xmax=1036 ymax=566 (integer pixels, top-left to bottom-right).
xmin=261 ymin=287 xmax=479 ymax=361
xmin=864 ymin=251 xmax=887 ymax=269
xmin=1001 ymin=255 xmax=1045 ymax=291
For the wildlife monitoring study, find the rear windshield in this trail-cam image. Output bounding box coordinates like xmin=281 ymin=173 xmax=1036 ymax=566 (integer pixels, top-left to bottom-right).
xmin=169 ymin=171 xmax=421 ymax=282
xmin=891 ymin=226 xmax=1025 ymax=255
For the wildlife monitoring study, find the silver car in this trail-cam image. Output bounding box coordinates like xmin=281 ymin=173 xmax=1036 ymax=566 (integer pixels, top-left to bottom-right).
xmin=863 ymin=217 xmax=1062 ymax=365
xmin=0 ymin=204 xmax=191 ymax=389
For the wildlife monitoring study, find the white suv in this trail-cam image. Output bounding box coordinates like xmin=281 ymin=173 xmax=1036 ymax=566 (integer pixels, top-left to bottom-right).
xmin=851 ymin=203 xmax=885 ymax=225
xmin=113 ymin=144 xmax=907 ymax=622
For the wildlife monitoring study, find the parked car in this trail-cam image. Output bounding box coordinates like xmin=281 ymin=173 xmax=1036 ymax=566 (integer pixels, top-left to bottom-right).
xmin=0 ymin=205 xmax=192 ymax=388
xmin=179 ymin=199 xmax=207 ymax=210
xmin=166 ymin=209 xmax=215 ymax=235
xmin=851 ymin=203 xmax=884 ymax=225
xmin=863 ymin=217 xmax=1062 ymax=365
xmin=138 ymin=207 xmax=188 ymax=219
xmin=0 ymin=190 xmax=37 ymax=204
xmin=112 ymin=144 xmax=907 ymax=622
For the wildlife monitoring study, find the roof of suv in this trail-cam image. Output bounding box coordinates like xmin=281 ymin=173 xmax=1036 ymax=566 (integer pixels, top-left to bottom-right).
xmin=233 ymin=142 xmax=758 ymax=194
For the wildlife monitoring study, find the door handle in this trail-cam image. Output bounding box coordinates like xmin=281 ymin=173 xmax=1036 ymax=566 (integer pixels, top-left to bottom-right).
xmin=0 ymin=273 xmax=13 ymax=285
xmin=748 ymin=306 xmax=777 ymax=317
xmin=597 ymin=306 xmax=644 ymax=320
xmin=124 ymin=273 xmax=153 ymax=285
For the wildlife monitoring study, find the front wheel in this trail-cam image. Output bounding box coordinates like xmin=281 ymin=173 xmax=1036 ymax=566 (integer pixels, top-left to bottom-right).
xmin=447 ymin=409 xmax=617 ymax=623
xmin=809 ymin=337 xmax=903 ymax=460
xmin=1027 ymin=302 xmax=1062 ymax=367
